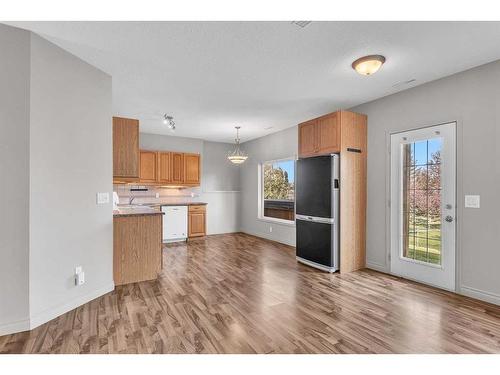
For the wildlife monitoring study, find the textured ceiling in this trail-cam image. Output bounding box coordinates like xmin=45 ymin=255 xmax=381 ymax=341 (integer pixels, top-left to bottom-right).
xmin=7 ymin=21 xmax=500 ymax=142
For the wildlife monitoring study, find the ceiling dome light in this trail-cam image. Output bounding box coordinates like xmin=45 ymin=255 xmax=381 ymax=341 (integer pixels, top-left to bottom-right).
xmin=227 ymin=126 xmax=248 ymax=165
xmin=352 ymin=55 xmax=386 ymax=76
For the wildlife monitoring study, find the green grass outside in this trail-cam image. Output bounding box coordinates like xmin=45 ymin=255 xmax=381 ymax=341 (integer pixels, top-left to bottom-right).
xmin=405 ymin=215 xmax=441 ymax=265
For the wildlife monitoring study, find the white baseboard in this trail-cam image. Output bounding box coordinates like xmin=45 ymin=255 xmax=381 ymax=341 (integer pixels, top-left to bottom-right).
xmin=365 ymin=260 xmax=389 ymax=273
xmin=240 ymin=229 xmax=295 ymax=247
xmin=29 ymin=282 xmax=115 ymax=330
xmin=0 ymin=317 xmax=30 ymax=336
xmin=460 ymin=285 xmax=500 ymax=306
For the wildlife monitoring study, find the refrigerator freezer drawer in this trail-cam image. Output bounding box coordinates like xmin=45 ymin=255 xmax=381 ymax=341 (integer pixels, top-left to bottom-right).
xmin=296 ymin=219 xmax=339 ymax=271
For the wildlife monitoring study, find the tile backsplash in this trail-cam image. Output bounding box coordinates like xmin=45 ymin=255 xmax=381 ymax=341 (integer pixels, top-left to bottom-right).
xmin=113 ymin=184 xmax=202 ymax=205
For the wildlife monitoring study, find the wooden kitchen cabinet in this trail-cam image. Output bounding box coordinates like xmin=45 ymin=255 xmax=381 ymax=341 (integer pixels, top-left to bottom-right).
xmin=317 ymin=112 xmax=340 ymax=154
xmin=157 ymin=152 xmax=172 ymax=184
xmin=139 ymin=150 xmax=158 ymax=183
xmin=298 ymin=112 xmax=340 ymax=157
xmin=184 ymin=153 xmax=201 ymax=185
xmin=113 ymin=117 xmax=139 ymax=179
xmin=171 ymin=152 xmax=185 ymax=184
xmin=298 ymin=119 xmax=318 ymax=157
xmin=188 ymin=205 xmax=206 ymax=238
xmin=137 ymin=150 xmax=201 ymax=186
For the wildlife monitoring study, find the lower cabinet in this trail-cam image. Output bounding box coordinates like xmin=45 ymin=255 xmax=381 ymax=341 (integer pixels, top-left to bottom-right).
xmin=188 ymin=205 xmax=206 ymax=238
xmin=113 ymin=214 xmax=163 ymax=285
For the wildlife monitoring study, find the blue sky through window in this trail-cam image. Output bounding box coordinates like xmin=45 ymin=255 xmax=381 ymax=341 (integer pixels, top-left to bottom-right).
xmin=272 ymin=159 xmax=295 ymax=183
xmin=414 ymin=138 xmax=442 ymax=165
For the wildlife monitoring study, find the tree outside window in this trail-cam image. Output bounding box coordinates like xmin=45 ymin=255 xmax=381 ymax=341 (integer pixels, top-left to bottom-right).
xmin=262 ymin=159 xmax=295 ymax=222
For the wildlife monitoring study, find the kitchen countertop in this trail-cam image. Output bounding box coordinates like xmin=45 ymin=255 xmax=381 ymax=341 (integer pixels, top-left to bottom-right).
xmin=159 ymin=202 xmax=207 ymax=207
xmin=113 ymin=207 xmax=165 ymax=217
xmin=113 ymin=202 xmax=207 ymax=217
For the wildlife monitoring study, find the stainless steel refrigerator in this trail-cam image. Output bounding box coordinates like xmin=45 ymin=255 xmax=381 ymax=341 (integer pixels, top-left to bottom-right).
xmin=295 ymin=154 xmax=340 ymax=272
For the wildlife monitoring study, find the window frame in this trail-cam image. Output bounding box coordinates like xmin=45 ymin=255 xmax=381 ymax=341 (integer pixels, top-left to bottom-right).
xmin=257 ymin=156 xmax=296 ymax=227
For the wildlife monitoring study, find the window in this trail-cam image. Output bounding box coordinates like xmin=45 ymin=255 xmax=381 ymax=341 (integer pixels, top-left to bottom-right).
xmin=401 ymin=138 xmax=442 ymax=265
xmin=259 ymin=158 xmax=295 ymax=223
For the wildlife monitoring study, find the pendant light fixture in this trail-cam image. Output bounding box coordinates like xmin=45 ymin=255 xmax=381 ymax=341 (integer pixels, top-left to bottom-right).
xmin=227 ymin=126 xmax=248 ymax=165
xmin=352 ymin=55 xmax=386 ymax=76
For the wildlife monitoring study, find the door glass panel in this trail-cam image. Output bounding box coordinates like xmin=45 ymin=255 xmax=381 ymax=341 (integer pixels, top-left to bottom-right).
xmin=401 ymin=139 xmax=442 ymax=265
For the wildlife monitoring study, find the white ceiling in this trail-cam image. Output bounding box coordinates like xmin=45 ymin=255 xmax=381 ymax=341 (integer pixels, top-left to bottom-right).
xmin=6 ymin=21 xmax=500 ymax=143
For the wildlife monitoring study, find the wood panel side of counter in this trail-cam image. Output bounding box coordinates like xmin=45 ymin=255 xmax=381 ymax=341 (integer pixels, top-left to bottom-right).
xmin=113 ymin=214 xmax=163 ymax=285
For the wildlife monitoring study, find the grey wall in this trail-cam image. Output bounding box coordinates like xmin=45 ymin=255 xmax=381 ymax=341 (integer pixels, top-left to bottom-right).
xmin=239 ymin=126 xmax=298 ymax=245
xmin=202 ymin=141 xmax=240 ymax=192
xmin=0 ymin=24 xmax=31 ymax=334
xmin=140 ymin=133 xmax=241 ymax=234
xmin=29 ymin=34 xmax=113 ymax=326
xmin=351 ymin=60 xmax=500 ymax=304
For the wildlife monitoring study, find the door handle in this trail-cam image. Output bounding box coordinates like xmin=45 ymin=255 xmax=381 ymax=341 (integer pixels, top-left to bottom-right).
xmin=445 ymin=215 xmax=454 ymax=223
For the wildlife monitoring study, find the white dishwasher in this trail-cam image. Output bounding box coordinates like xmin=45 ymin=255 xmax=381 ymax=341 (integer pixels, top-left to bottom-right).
xmin=161 ymin=205 xmax=188 ymax=242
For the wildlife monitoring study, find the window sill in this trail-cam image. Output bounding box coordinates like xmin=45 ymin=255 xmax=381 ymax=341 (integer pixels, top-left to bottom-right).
xmin=257 ymin=216 xmax=296 ymax=227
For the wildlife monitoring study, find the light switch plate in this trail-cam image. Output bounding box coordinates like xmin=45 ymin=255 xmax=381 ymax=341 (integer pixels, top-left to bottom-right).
xmin=96 ymin=192 xmax=110 ymax=205
xmin=465 ymin=195 xmax=480 ymax=208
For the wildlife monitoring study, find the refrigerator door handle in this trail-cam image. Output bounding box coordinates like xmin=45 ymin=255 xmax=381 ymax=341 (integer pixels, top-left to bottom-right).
xmin=296 ymin=214 xmax=335 ymax=225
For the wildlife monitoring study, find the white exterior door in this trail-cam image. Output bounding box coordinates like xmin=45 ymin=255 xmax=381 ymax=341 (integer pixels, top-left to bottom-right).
xmin=390 ymin=122 xmax=456 ymax=291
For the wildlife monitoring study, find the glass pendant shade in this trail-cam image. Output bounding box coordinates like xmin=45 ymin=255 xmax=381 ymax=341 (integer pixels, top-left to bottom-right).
xmin=227 ymin=126 xmax=248 ymax=164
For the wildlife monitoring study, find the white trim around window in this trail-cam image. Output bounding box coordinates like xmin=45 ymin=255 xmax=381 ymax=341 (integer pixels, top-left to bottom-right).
xmin=257 ymin=156 xmax=296 ymax=226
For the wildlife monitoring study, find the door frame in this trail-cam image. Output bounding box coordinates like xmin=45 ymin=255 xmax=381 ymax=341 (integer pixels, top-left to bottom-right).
xmin=385 ymin=120 xmax=459 ymax=292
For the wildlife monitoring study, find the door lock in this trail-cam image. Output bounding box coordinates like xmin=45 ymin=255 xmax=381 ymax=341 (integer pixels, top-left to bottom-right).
xmin=445 ymin=215 xmax=454 ymax=223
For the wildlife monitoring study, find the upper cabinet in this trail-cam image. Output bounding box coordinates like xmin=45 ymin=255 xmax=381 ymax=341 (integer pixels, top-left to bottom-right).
xmin=112 ymin=116 xmax=201 ymax=186
xmin=184 ymin=153 xmax=201 ymax=185
xmin=317 ymin=112 xmax=341 ymax=154
xmin=137 ymin=150 xmax=200 ymax=187
xmin=171 ymin=152 xmax=185 ymax=184
xmin=298 ymin=119 xmax=318 ymax=157
xmin=298 ymin=112 xmax=341 ymax=157
xmin=139 ymin=150 xmax=158 ymax=183
xmin=157 ymin=152 xmax=172 ymax=184
xmin=113 ymin=117 xmax=139 ymax=179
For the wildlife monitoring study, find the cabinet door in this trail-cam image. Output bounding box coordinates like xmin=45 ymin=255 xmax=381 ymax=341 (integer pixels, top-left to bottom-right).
xmin=140 ymin=151 xmax=157 ymax=182
xmin=317 ymin=113 xmax=340 ymax=154
xmin=157 ymin=152 xmax=172 ymax=183
xmin=298 ymin=120 xmax=318 ymax=157
xmin=184 ymin=153 xmax=200 ymax=185
xmin=188 ymin=212 xmax=206 ymax=237
xmin=171 ymin=152 xmax=185 ymax=184
xmin=113 ymin=117 xmax=139 ymax=178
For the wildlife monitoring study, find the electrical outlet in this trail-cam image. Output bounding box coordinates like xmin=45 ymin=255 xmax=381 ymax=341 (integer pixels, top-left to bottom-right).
xmin=155 ymin=192 xmax=160 ymax=198
xmin=75 ymin=272 xmax=85 ymax=286
xmin=465 ymin=195 xmax=480 ymax=208
xmin=269 ymin=226 xmax=273 ymax=233
xmin=75 ymin=266 xmax=82 ymax=275
xmin=96 ymin=192 xmax=109 ymax=205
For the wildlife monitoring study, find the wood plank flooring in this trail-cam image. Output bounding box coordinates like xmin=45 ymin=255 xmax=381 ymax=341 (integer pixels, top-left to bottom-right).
xmin=2 ymin=233 xmax=500 ymax=353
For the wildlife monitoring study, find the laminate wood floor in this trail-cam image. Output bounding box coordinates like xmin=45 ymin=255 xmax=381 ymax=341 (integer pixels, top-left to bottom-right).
xmin=2 ymin=233 xmax=500 ymax=354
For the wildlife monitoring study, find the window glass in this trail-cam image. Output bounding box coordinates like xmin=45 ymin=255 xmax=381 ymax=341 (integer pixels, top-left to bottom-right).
xmin=262 ymin=159 xmax=295 ymax=222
